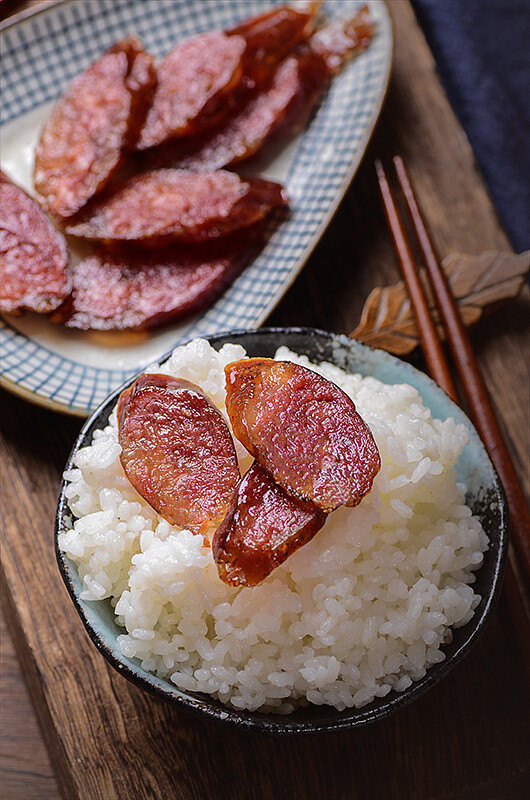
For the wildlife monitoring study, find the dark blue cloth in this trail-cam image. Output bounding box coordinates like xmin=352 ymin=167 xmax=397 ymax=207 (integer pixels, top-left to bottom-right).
xmin=412 ymin=0 xmax=530 ymax=251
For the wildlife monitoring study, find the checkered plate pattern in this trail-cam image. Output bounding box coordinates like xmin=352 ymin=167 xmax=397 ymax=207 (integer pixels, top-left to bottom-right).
xmin=0 ymin=0 xmax=392 ymax=416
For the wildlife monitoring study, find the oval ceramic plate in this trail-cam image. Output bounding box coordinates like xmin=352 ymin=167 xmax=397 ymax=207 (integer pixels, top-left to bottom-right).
xmin=55 ymin=328 xmax=508 ymax=735
xmin=0 ymin=0 xmax=392 ymax=416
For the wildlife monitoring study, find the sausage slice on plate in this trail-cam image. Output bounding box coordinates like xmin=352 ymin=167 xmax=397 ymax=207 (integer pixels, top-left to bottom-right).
xmin=136 ymin=3 xmax=320 ymax=150
xmin=34 ymin=36 xmax=156 ymax=219
xmin=168 ymin=49 xmax=329 ymax=172
xmin=225 ymin=358 xmax=381 ymax=511
xmin=227 ymin=2 xmax=320 ymax=86
xmin=163 ymin=7 xmax=374 ymax=173
xmin=54 ymin=226 xmax=263 ymax=331
xmin=0 ymin=170 xmax=70 ymax=313
xmin=310 ymin=4 xmax=374 ymax=74
xmin=136 ymin=31 xmax=247 ymax=150
xmin=66 ymin=169 xmax=288 ymax=245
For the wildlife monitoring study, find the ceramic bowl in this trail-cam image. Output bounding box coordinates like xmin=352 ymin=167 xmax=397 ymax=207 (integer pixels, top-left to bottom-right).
xmin=55 ymin=328 xmax=508 ymax=734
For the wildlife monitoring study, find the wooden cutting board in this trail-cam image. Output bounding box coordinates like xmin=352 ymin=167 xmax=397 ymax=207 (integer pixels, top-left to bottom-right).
xmin=1 ymin=2 xmax=529 ymax=799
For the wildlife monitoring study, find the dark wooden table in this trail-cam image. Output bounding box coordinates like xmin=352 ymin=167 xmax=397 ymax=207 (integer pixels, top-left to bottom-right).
xmin=1 ymin=2 xmax=529 ymax=799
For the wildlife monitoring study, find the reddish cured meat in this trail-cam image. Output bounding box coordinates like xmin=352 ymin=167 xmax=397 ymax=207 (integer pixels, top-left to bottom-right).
xmin=66 ymin=169 xmax=288 ymax=245
xmin=136 ymin=31 xmax=247 ymax=151
xmin=310 ymin=4 xmax=374 ymax=74
xmin=0 ymin=170 xmax=70 ymax=313
xmin=34 ymin=36 xmax=156 ymax=219
xmin=118 ymin=374 xmax=240 ymax=535
xmin=213 ymin=463 xmax=326 ymax=587
xmin=227 ymin=2 xmax=321 ymax=87
xmin=169 ymin=49 xmax=329 ymax=171
xmin=136 ymin=3 xmax=320 ymax=151
xmin=162 ymin=7 xmax=374 ymax=173
xmin=225 ymin=358 xmax=381 ymax=512
xmin=54 ymin=228 xmax=262 ymax=331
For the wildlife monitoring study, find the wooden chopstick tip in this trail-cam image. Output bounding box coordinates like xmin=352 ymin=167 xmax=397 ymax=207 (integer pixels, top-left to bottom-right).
xmin=393 ymin=154 xmax=405 ymax=173
xmin=374 ymin=158 xmax=386 ymax=184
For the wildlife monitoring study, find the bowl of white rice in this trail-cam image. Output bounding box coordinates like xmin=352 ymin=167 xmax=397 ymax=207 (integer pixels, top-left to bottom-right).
xmin=55 ymin=328 xmax=508 ymax=734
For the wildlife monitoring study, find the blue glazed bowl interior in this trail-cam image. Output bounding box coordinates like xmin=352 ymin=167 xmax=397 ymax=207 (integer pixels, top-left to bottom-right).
xmin=55 ymin=328 xmax=508 ymax=734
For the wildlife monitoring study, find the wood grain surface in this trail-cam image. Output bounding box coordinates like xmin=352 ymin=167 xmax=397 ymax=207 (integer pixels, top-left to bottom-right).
xmin=1 ymin=1 xmax=529 ymax=799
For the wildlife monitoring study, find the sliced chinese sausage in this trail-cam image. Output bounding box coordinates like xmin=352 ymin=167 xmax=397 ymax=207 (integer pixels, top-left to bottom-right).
xmin=118 ymin=374 xmax=240 ymax=535
xmin=54 ymin=227 xmax=263 ymax=331
xmin=227 ymin=2 xmax=321 ymax=86
xmin=310 ymin=4 xmax=374 ymax=74
xmin=0 ymin=170 xmax=70 ymax=314
xmin=213 ymin=462 xmax=327 ymax=587
xmin=136 ymin=31 xmax=247 ymax=151
xmin=34 ymin=36 xmax=156 ymax=219
xmin=168 ymin=48 xmax=329 ymax=172
xmin=136 ymin=3 xmax=320 ymax=151
xmin=160 ymin=8 xmax=373 ymax=173
xmin=225 ymin=359 xmax=381 ymax=512
xmin=66 ymin=169 xmax=288 ymax=245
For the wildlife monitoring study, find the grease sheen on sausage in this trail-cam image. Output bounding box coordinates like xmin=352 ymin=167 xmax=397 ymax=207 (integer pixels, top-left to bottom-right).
xmin=118 ymin=374 xmax=240 ymax=536
xmin=225 ymin=358 xmax=381 ymax=511
xmin=213 ymin=462 xmax=326 ymax=586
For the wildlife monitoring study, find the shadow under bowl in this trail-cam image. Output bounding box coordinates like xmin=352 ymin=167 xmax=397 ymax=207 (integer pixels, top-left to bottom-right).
xmin=55 ymin=327 xmax=509 ymax=735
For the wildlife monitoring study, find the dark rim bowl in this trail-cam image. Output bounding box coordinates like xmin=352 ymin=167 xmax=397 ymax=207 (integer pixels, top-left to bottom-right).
xmin=55 ymin=327 xmax=508 ymax=735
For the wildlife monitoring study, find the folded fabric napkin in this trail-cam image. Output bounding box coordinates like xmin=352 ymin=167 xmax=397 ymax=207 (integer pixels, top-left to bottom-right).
xmin=413 ymin=0 xmax=530 ymax=251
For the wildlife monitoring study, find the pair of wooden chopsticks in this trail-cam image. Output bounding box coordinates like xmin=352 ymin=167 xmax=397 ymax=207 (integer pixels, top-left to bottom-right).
xmin=375 ymin=157 xmax=530 ymax=634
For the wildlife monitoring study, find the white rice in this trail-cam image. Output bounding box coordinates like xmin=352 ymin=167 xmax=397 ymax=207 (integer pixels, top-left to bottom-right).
xmin=59 ymin=338 xmax=488 ymax=714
